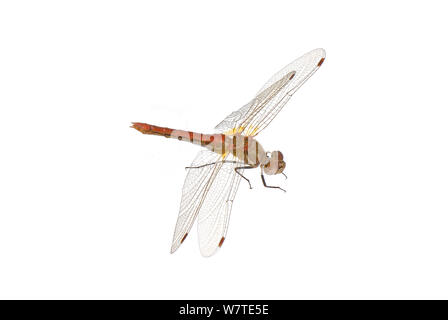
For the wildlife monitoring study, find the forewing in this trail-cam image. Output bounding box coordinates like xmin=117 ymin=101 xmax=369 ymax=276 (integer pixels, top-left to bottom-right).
xmin=215 ymin=48 xmax=325 ymax=136
xmin=197 ymin=153 xmax=243 ymax=257
xmin=170 ymin=150 xmax=223 ymax=254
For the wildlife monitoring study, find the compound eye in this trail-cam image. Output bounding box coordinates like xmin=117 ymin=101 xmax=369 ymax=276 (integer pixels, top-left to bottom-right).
xmin=271 ymin=151 xmax=284 ymax=161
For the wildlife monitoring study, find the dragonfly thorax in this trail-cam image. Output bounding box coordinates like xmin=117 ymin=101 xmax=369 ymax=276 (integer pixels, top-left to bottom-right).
xmin=261 ymin=151 xmax=286 ymax=175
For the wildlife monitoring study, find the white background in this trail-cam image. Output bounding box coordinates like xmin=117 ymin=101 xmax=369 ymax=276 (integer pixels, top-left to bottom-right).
xmin=1 ymin=1 xmax=447 ymax=299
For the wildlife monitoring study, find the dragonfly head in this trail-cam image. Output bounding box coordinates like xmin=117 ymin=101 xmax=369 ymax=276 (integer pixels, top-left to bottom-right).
xmin=262 ymin=151 xmax=286 ymax=175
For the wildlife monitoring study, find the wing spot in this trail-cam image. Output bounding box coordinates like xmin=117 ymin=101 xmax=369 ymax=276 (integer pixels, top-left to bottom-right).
xmin=218 ymin=237 xmax=225 ymax=247
xmin=180 ymin=233 xmax=188 ymax=243
xmin=289 ymin=71 xmax=296 ymax=80
xmin=317 ymin=58 xmax=325 ymax=67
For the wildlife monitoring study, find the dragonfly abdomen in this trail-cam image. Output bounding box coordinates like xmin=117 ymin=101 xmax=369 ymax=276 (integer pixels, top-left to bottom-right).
xmin=131 ymin=122 xmax=226 ymax=151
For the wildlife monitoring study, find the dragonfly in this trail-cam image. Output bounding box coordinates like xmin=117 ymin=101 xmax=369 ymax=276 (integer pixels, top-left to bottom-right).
xmin=132 ymin=48 xmax=325 ymax=256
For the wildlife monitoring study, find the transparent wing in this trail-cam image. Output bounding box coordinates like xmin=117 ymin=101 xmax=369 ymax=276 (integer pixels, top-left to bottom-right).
xmin=170 ymin=150 xmax=223 ymax=253
xmin=197 ymin=153 xmax=243 ymax=257
xmin=215 ymin=48 xmax=325 ymax=136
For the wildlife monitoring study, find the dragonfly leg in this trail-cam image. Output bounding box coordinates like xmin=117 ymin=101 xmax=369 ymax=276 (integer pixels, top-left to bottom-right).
xmin=235 ymin=166 xmax=255 ymax=189
xmin=282 ymin=172 xmax=288 ymax=180
xmin=185 ymin=160 xmax=240 ymax=170
xmin=186 ymin=161 xmax=255 ymax=189
xmin=261 ymin=173 xmax=286 ymax=192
